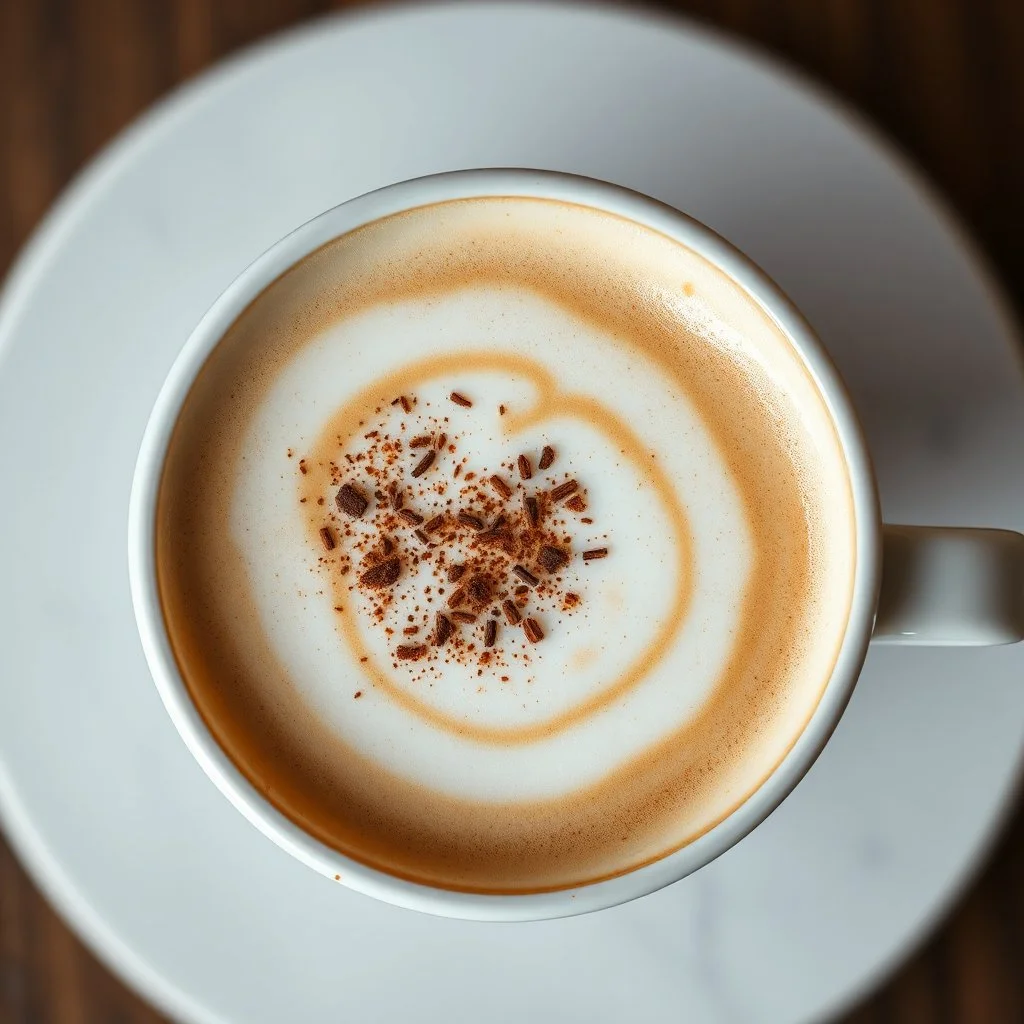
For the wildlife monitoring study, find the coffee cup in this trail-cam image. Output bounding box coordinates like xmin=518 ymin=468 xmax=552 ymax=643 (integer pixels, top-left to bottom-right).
xmin=128 ymin=170 xmax=1024 ymax=920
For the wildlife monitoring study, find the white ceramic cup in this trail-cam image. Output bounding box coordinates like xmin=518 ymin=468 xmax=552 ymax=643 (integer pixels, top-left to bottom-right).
xmin=128 ymin=170 xmax=1024 ymax=921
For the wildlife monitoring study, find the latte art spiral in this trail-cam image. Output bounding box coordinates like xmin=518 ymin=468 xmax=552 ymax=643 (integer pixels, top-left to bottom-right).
xmin=156 ymin=197 xmax=856 ymax=891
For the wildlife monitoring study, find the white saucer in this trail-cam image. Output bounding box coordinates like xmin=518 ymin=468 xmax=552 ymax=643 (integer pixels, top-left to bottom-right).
xmin=2 ymin=5 xmax=1023 ymax=1022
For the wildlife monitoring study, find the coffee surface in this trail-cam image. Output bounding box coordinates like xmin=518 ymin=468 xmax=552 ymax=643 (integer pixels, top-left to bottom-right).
xmin=156 ymin=197 xmax=855 ymax=892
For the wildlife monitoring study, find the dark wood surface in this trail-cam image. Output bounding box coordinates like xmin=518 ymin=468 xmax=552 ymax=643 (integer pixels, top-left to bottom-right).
xmin=2 ymin=1 xmax=1023 ymax=1021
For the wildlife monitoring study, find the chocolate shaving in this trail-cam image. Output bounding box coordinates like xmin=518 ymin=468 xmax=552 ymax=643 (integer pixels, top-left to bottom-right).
xmin=335 ymin=484 xmax=368 ymax=518
xmin=523 ymin=618 xmax=545 ymax=643
xmin=388 ymin=483 xmax=404 ymax=510
xmin=447 ymin=564 xmax=466 ymax=583
xmin=391 ymin=395 xmax=413 ymax=413
xmin=424 ymin=515 xmax=445 ymax=533
xmin=447 ymin=587 xmax=466 ymax=608
xmin=538 ymin=546 xmax=569 ymax=573
xmin=411 ymin=450 xmax=435 ymax=477
xmin=360 ymin=557 xmax=401 ymax=588
xmin=396 ymin=644 xmax=427 ymax=660
xmin=414 ymin=529 xmax=431 ymax=545
xmin=512 ymin=564 xmax=539 ymax=587
xmin=433 ymin=612 xmax=454 ymax=646
xmin=319 ymin=526 xmax=336 ymax=551
xmin=539 ymin=446 xmax=555 ymax=470
xmin=484 ymin=619 xmax=497 ymax=647
xmin=299 ymin=461 xmax=308 ymax=475
xmin=403 ymin=626 xmax=419 ymax=635
xmin=409 ymin=435 xmax=433 ymax=448
xmin=489 ymin=475 xmax=513 ymax=499
xmin=583 ymin=547 xmax=609 ymax=561
xmin=517 ymin=454 xmax=532 ymax=480
xmin=436 ymin=432 xmax=447 ymax=451
xmin=399 ymin=509 xmax=424 ymax=526
xmin=451 ymin=610 xmax=477 ymax=624
xmin=354 ymin=691 xmax=362 ymax=699
xmin=373 ymin=489 xmax=386 ymax=501
xmin=457 ymin=511 xmax=485 ymax=531
xmin=450 ymin=392 xmax=473 ymax=407
xmin=563 ymin=592 xmax=581 ymax=609
xmin=381 ymin=536 xmax=395 ymax=555
xmin=550 ymin=479 xmax=579 ymax=502
xmin=501 ymin=600 xmax=522 ymax=625
xmin=467 ymin=576 xmax=492 ymax=604
xmin=523 ymin=494 xmax=540 ymax=529
xmin=565 ymin=495 xmax=587 ymax=513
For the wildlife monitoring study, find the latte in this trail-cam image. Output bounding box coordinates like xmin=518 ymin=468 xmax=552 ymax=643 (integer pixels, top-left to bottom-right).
xmin=155 ymin=197 xmax=855 ymax=892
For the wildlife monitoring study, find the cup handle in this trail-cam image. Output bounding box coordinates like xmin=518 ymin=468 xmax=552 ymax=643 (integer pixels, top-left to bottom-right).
xmin=873 ymin=525 xmax=1024 ymax=645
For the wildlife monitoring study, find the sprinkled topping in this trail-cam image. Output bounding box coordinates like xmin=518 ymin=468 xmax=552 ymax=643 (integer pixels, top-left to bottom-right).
xmin=303 ymin=384 xmax=611 ymax=671
xmin=467 ymin=576 xmax=492 ymax=605
xmin=501 ymin=600 xmax=522 ymax=625
xmin=335 ymin=484 xmax=368 ymax=518
xmin=523 ymin=494 xmax=540 ymax=529
xmin=550 ymin=479 xmax=579 ymax=502
xmin=360 ymin=557 xmax=401 ymax=588
xmin=512 ymin=564 xmax=539 ymax=587
xmin=538 ymin=546 xmax=569 ymax=573
xmin=433 ymin=613 xmax=454 ymax=647
xmin=411 ymin=451 xmax=436 ymax=477
xmin=396 ymin=644 xmax=427 ymax=660
xmin=489 ymin=475 xmax=513 ymax=499
xmin=457 ymin=511 xmax=485 ymax=531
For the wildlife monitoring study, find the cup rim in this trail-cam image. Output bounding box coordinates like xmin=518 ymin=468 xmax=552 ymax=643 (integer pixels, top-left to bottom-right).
xmin=127 ymin=168 xmax=881 ymax=921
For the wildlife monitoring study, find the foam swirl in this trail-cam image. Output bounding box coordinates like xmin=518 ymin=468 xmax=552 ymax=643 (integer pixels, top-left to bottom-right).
xmin=298 ymin=351 xmax=694 ymax=744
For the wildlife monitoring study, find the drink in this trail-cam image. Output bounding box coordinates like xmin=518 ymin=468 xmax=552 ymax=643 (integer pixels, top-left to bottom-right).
xmin=154 ymin=195 xmax=856 ymax=893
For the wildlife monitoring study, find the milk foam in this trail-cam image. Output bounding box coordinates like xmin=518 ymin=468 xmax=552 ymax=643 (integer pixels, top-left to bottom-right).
xmin=156 ymin=197 xmax=856 ymax=891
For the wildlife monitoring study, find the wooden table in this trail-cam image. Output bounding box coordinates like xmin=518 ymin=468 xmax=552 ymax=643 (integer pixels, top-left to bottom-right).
xmin=2 ymin=1 xmax=1022 ymax=1020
